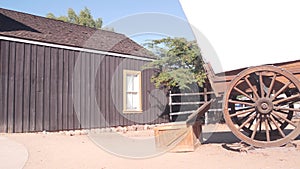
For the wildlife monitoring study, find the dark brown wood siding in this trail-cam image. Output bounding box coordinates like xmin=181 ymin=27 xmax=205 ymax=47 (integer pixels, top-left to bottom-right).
xmin=0 ymin=39 xmax=168 ymax=133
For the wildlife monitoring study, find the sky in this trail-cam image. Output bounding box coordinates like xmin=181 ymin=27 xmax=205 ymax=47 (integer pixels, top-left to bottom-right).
xmin=0 ymin=0 xmax=192 ymax=53
xmin=1 ymin=0 xmax=300 ymax=72
xmin=0 ymin=0 xmax=186 ymax=26
xmin=180 ymin=0 xmax=300 ymax=72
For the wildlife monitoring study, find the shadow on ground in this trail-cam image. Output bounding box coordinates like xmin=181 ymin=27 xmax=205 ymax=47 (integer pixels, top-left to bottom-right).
xmin=203 ymin=131 xmax=240 ymax=144
xmin=202 ymin=130 xmax=300 ymax=152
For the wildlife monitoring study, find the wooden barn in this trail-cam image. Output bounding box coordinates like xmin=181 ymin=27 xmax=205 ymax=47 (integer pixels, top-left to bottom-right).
xmin=0 ymin=8 xmax=169 ymax=133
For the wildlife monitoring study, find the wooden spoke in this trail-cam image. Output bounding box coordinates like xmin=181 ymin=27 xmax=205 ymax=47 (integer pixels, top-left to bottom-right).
xmin=224 ymin=65 xmax=300 ymax=147
xmin=275 ymin=109 xmax=289 ymax=115
xmin=265 ymin=118 xmax=270 ymax=141
xmin=245 ymin=76 xmax=260 ymax=99
xmin=235 ymin=106 xmax=255 ymax=111
xmin=229 ymin=108 xmax=255 ymax=117
xmin=271 ymin=82 xmax=291 ymax=100
xmin=259 ymin=116 xmax=262 ymax=133
xmin=259 ymin=72 xmax=265 ymax=97
xmin=247 ymin=117 xmax=256 ymax=130
xmin=269 ymin=115 xmax=286 ymax=138
xmin=273 ymin=94 xmax=300 ymax=105
xmin=274 ymin=106 xmax=300 ymax=112
xmin=272 ymin=111 xmax=297 ymax=128
xmin=233 ymin=87 xmax=256 ymax=102
xmin=266 ymin=73 xmax=277 ymax=98
xmin=239 ymin=111 xmax=255 ymax=123
xmin=272 ymin=115 xmax=284 ymax=125
xmin=268 ymin=119 xmax=273 ymax=131
xmin=228 ymin=99 xmax=255 ymax=107
xmin=251 ymin=115 xmax=261 ymax=139
xmin=238 ymin=114 xmax=257 ymax=130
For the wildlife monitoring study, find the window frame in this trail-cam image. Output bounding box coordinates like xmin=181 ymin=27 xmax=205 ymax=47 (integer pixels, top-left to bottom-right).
xmin=123 ymin=70 xmax=143 ymax=113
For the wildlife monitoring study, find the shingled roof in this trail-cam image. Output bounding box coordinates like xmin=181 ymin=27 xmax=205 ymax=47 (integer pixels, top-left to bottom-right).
xmin=0 ymin=8 xmax=153 ymax=58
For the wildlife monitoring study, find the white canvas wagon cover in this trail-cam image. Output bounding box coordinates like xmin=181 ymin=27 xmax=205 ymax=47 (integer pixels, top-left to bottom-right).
xmin=180 ymin=0 xmax=300 ymax=73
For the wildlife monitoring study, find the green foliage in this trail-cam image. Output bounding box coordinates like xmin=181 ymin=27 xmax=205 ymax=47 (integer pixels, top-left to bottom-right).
xmin=46 ymin=7 xmax=103 ymax=29
xmin=144 ymin=37 xmax=206 ymax=90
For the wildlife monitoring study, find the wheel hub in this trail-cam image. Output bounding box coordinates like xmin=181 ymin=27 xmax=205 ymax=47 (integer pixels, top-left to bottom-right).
xmin=256 ymin=98 xmax=273 ymax=114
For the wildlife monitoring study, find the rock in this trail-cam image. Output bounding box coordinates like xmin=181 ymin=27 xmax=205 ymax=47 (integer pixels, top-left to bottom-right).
xmin=136 ymin=125 xmax=144 ymax=131
xmin=80 ymin=130 xmax=88 ymax=135
xmin=126 ymin=126 xmax=134 ymax=131
xmin=122 ymin=127 xmax=128 ymax=133
xmin=105 ymin=128 xmax=112 ymax=132
xmin=67 ymin=131 xmax=75 ymax=136
xmin=111 ymin=127 xmax=117 ymax=132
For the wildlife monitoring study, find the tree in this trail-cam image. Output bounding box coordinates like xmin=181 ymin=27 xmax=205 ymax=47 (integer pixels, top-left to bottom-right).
xmin=46 ymin=7 xmax=102 ymax=29
xmin=144 ymin=37 xmax=206 ymax=90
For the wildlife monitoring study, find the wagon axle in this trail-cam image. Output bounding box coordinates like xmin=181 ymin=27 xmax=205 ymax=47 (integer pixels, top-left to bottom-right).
xmin=256 ymin=98 xmax=273 ymax=115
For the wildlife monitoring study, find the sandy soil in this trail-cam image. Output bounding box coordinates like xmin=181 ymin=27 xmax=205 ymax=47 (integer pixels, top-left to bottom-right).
xmin=4 ymin=124 xmax=300 ymax=169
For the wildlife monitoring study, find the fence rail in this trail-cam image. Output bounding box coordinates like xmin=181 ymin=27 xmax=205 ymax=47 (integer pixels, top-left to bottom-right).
xmin=169 ymin=87 xmax=215 ymax=121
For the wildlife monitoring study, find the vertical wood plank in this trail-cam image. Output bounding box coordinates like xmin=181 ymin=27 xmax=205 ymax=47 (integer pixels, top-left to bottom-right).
xmin=43 ymin=47 xmax=51 ymax=131
xmin=23 ymin=43 xmax=31 ymax=132
xmin=146 ymin=65 xmax=151 ymax=124
xmin=118 ymin=57 xmax=124 ymax=126
xmin=73 ymin=52 xmax=80 ymax=129
xmin=100 ymin=56 xmax=106 ymax=127
xmin=0 ymin=40 xmax=5 ymax=132
xmin=142 ymin=63 xmax=148 ymax=124
xmin=122 ymin=58 xmax=128 ymax=126
xmin=115 ymin=57 xmax=122 ymax=126
xmin=86 ymin=53 xmax=91 ymax=129
xmin=0 ymin=40 xmax=9 ymax=132
xmin=97 ymin=54 xmax=105 ymax=128
xmin=104 ymin=57 xmax=110 ymax=127
xmin=14 ymin=42 xmax=24 ymax=132
xmin=79 ymin=53 xmax=85 ymax=129
xmin=29 ymin=44 xmax=37 ymax=132
xmin=111 ymin=56 xmax=119 ymax=127
xmin=36 ymin=45 xmax=44 ymax=131
xmin=90 ymin=53 xmax=96 ymax=128
xmin=94 ymin=54 xmax=99 ymax=128
xmin=68 ymin=51 xmax=74 ymax=130
xmin=62 ymin=50 xmax=69 ymax=130
xmin=136 ymin=60 xmax=142 ymax=124
xmin=50 ymin=48 xmax=58 ymax=131
xmin=7 ymin=41 xmax=16 ymax=133
xmin=119 ymin=58 xmax=125 ymax=126
xmin=57 ymin=49 xmax=64 ymax=130
xmin=108 ymin=56 xmax=114 ymax=126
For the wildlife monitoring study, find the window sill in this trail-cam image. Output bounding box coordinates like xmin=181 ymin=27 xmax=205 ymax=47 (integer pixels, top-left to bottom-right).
xmin=123 ymin=110 xmax=143 ymax=114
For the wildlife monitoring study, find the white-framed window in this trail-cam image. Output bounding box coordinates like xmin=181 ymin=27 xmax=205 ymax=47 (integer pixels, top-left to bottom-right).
xmin=123 ymin=70 xmax=142 ymax=113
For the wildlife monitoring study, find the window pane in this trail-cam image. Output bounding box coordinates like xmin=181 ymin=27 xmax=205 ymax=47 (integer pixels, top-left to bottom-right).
xmin=133 ymin=74 xmax=139 ymax=92
xmin=132 ymin=93 xmax=139 ymax=110
xmin=126 ymin=75 xmax=133 ymax=91
xmin=126 ymin=93 xmax=140 ymax=110
xmin=126 ymin=93 xmax=133 ymax=109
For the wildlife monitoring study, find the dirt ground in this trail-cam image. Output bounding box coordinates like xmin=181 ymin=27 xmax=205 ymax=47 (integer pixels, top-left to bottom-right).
xmin=3 ymin=124 xmax=300 ymax=169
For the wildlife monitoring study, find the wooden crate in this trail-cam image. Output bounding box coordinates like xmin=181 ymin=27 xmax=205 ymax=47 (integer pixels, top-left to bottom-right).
xmin=153 ymin=122 xmax=202 ymax=152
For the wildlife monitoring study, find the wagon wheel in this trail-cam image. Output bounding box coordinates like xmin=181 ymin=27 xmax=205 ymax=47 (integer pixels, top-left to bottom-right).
xmin=224 ymin=65 xmax=300 ymax=147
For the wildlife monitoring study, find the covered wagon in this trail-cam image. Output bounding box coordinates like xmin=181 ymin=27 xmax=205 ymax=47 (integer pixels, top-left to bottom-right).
xmin=179 ymin=0 xmax=300 ymax=147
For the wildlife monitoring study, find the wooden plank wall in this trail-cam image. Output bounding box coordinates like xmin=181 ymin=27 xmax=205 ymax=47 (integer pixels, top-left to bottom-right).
xmin=0 ymin=39 xmax=168 ymax=133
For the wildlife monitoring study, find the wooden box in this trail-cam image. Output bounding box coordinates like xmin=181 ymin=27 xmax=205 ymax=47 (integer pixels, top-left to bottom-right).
xmin=154 ymin=122 xmax=202 ymax=152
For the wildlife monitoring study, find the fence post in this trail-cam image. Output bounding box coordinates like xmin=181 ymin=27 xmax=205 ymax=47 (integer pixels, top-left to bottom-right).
xmin=204 ymin=84 xmax=208 ymax=125
xmin=169 ymin=90 xmax=172 ymax=121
